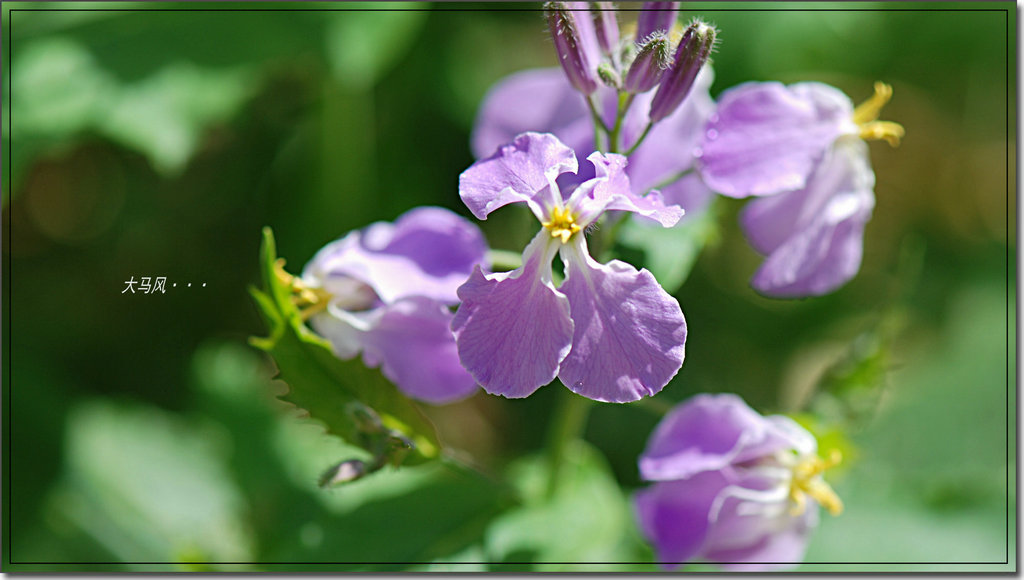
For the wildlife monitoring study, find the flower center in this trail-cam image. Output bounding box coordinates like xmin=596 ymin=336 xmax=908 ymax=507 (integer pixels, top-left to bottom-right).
xmin=852 ymin=82 xmax=905 ymax=147
xmin=542 ymin=206 xmax=582 ymax=244
xmin=788 ymin=449 xmax=844 ymax=517
xmin=275 ymin=259 xmax=334 ymax=320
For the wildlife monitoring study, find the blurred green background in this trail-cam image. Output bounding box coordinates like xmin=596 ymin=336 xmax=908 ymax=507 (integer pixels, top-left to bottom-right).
xmin=3 ymin=2 xmax=1014 ymax=572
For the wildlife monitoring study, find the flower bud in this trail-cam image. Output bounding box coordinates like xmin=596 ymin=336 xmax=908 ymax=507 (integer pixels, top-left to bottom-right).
xmin=648 ymin=19 xmax=717 ymax=123
xmin=318 ymin=459 xmax=367 ymax=488
xmin=624 ymin=31 xmax=671 ymax=94
xmin=592 ymin=2 xmax=619 ymax=55
xmin=598 ymin=60 xmax=622 ymax=89
xmin=635 ymin=1 xmax=679 ymax=41
xmin=546 ymin=2 xmax=599 ymax=95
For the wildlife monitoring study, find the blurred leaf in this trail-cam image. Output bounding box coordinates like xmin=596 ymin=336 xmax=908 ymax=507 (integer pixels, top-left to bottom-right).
xmin=97 ymin=62 xmax=254 ymax=174
xmin=484 ymin=441 xmax=651 ymax=571
xmin=615 ymin=201 xmax=720 ymax=294
xmin=325 ymin=5 xmax=427 ymax=90
xmin=50 ymin=400 xmax=253 ymax=565
xmin=249 ymin=227 xmax=441 ymax=465
xmin=10 ymin=36 xmax=255 ymax=180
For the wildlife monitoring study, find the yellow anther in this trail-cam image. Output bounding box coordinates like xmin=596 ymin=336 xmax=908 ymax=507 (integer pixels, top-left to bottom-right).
xmin=542 ymin=206 xmax=582 ymax=244
xmin=853 ymin=82 xmax=904 ymax=148
xmin=274 ymin=258 xmax=333 ymax=320
xmin=859 ymin=121 xmax=905 ymax=147
xmin=788 ymin=449 xmax=844 ymax=517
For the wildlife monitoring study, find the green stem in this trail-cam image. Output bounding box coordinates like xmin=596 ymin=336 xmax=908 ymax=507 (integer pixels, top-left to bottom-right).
xmin=608 ymin=92 xmax=633 ymax=153
xmin=624 ymin=120 xmax=654 ymax=157
xmin=586 ymin=94 xmax=610 ymax=150
xmin=545 ymin=388 xmax=593 ymax=499
xmin=649 ymin=167 xmax=696 ymax=191
xmin=487 ymin=249 xmax=523 ymax=272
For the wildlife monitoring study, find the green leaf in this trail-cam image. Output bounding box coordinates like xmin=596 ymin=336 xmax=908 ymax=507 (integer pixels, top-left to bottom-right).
xmin=324 ymin=5 xmax=427 ymax=90
xmin=615 ymin=201 xmax=720 ymax=294
xmin=249 ymin=227 xmax=441 ymax=465
xmin=483 ymin=441 xmax=652 ymax=571
xmin=48 ymin=401 xmax=253 ymax=566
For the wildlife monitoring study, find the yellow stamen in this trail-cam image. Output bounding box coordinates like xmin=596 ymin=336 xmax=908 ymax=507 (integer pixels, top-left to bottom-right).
xmin=542 ymin=206 xmax=582 ymax=244
xmin=788 ymin=449 xmax=844 ymax=517
xmin=274 ymin=258 xmax=334 ymax=321
xmin=852 ymin=82 xmax=904 ymax=147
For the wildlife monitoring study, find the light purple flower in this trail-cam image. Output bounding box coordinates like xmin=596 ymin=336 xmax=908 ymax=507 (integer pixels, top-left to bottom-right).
xmin=634 ymin=393 xmax=844 ymax=571
xmin=302 ymin=206 xmax=488 ymax=404
xmin=696 ymin=81 xmax=902 ymax=297
xmin=471 ymin=66 xmax=717 ymax=217
xmin=452 ymin=132 xmax=687 ymax=403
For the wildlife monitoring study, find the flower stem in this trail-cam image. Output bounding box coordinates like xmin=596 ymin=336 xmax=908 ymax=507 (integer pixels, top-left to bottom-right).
xmin=649 ymin=166 xmax=696 ymax=191
xmin=608 ymin=92 xmax=633 ymax=153
xmin=586 ymin=94 xmax=610 ymax=150
xmin=545 ymin=388 xmax=592 ymax=499
xmin=624 ymin=120 xmax=654 ymax=156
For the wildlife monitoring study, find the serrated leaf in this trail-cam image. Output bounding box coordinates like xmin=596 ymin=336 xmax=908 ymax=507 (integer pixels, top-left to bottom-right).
xmin=250 ymin=227 xmax=440 ymax=465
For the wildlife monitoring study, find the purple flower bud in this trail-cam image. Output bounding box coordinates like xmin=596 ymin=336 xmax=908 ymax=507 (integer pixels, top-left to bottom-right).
xmin=592 ymin=2 xmax=619 ymax=55
xmin=648 ymin=19 xmax=717 ymax=123
xmin=624 ymin=31 xmax=671 ymax=94
xmin=635 ymin=1 xmax=679 ymax=41
xmin=546 ymin=2 xmax=599 ymax=95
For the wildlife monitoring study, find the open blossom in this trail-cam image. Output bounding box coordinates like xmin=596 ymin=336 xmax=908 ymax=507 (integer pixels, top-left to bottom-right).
xmin=696 ymin=81 xmax=902 ymax=297
xmin=299 ymin=207 xmax=488 ymax=404
xmin=634 ymin=393 xmax=843 ymax=570
xmin=451 ymin=132 xmax=687 ymax=403
xmin=471 ymin=15 xmax=718 ymax=217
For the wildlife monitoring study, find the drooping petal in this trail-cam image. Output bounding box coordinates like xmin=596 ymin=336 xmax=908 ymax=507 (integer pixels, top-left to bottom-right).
xmin=303 ymin=206 xmax=487 ymax=305
xmin=451 ymin=231 xmax=574 ymax=399
xmin=634 ymin=472 xmax=729 ymax=569
xmin=698 ymin=82 xmax=859 ymax=198
xmin=460 ymin=132 xmax=578 ymax=221
xmin=745 ymin=139 xmax=875 ymax=297
xmin=556 ymin=239 xmax=686 ymax=403
xmin=570 ymin=152 xmax=683 ymax=228
xmin=639 ymin=393 xmax=778 ymax=481
xmin=359 ymin=296 xmax=479 ymax=404
xmin=308 ymin=306 xmax=380 ymax=360
xmin=703 ymin=504 xmax=817 ymax=571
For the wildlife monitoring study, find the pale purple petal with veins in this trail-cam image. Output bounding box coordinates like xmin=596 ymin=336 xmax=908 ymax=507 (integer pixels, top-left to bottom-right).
xmin=470 ymin=67 xmax=716 ymax=215
xmin=571 ymin=152 xmax=683 ymax=227
xmin=698 ymin=82 xmax=859 ymax=198
xmin=704 ymin=501 xmax=816 ymax=571
xmin=359 ymin=296 xmax=479 ymax=404
xmin=634 ymin=473 xmax=728 ymax=568
xmin=556 ymin=239 xmax=686 ymax=403
xmin=744 ymin=139 xmax=875 ymax=297
xmin=471 ymin=69 xmax=592 ymax=161
xmin=460 ymin=132 xmax=578 ymax=221
xmin=303 ymin=206 xmax=487 ymax=305
xmin=451 ymin=232 xmax=574 ymax=399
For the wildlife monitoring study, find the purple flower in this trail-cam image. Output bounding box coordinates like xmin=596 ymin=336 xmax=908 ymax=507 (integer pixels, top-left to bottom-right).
xmin=634 ymin=393 xmax=843 ymax=571
xmin=452 ymin=132 xmax=687 ymax=403
xmin=471 ymin=66 xmax=717 ymax=217
xmin=301 ymin=207 xmax=488 ymax=404
xmin=696 ymin=81 xmax=902 ymax=297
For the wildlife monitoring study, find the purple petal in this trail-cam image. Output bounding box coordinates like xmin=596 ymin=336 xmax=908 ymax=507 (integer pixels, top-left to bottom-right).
xmin=634 ymin=472 xmax=728 ymax=569
xmin=577 ymin=152 xmax=684 ymax=227
xmin=471 ymin=68 xmax=594 ymax=161
xmin=556 ymin=240 xmax=686 ymax=403
xmin=639 ymin=393 xmax=788 ymax=481
xmin=450 ymin=232 xmax=573 ymax=399
xmin=460 ymin=132 xmax=578 ymax=221
xmin=359 ymin=297 xmax=479 ymax=404
xmin=703 ymin=505 xmax=817 ymax=571
xmin=698 ymin=82 xmax=858 ymax=198
xmin=635 ymin=2 xmax=679 ymax=41
xmin=618 ymin=67 xmax=716 ymax=195
xmin=746 ymin=140 xmax=875 ymax=298
xmin=303 ymin=207 xmax=486 ymax=305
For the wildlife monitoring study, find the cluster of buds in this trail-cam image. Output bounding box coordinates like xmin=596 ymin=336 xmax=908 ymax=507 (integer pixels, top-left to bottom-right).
xmin=545 ymin=2 xmax=717 ymax=128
